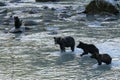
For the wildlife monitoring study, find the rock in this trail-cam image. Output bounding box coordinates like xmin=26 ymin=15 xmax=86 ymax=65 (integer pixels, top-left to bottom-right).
xmin=24 ymin=21 xmax=38 ymax=26
xmin=0 ymin=9 xmax=7 ymax=14
xmin=0 ymin=2 xmax=6 ymax=6
xmin=35 ymin=0 xmax=57 ymax=2
xmin=48 ymin=30 xmax=58 ymax=35
xmin=83 ymin=0 xmax=119 ymax=15
xmin=8 ymin=27 xmax=30 ymax=33
xmin=9 ymin=27 xmax=23 ymax=33
xmin=28 ymin=8 xmax=41 ymax=14
xmin=59 ymin=13 xmax=72 ymax=18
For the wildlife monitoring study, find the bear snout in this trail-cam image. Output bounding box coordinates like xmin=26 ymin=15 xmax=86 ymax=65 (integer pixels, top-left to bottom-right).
xmin=76 ymin=45 xmax=79 ymax=48
xmin=76 ymin=45 xmax=80 ymax=48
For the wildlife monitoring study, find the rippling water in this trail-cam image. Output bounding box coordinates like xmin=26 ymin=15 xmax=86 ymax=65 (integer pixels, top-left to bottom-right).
xmin=0 ymin=0 xmax=120 ymax=80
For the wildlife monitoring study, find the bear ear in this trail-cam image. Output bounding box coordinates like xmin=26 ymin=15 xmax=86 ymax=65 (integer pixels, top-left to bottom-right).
xmin=53 ymin=37 xmax=56 ymax=39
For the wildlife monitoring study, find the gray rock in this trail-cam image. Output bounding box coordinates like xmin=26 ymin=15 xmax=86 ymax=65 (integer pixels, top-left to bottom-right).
xmin=24 ymin=21 xmax=38 ymax=26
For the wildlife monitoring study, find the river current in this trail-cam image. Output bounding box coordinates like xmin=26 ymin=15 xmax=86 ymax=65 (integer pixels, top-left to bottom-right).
xmin=0 ymin=0 xmax=120 ymax=80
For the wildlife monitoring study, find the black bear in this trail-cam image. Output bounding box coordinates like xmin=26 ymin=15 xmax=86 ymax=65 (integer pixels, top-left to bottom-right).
xmin=77 ymin=41 xmax=99 ymax=58
xmin=54 ymin=36 xmax=75 ymax=52
xmin=14 ymin=16 xmax=22 ymax=29
xmin=92 ymin=54 xmax=112 ymax=65
xmin=9 ymin=16 xmax=23 ymax=33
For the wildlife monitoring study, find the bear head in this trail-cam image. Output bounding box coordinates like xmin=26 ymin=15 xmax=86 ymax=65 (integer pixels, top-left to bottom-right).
xmin=54 ymin=37 xmax=62 ymax=44
xmin=14 ymin=16 xmax=19 ymax=20
xmin=77 ymin=41 xmax=85 ymax=48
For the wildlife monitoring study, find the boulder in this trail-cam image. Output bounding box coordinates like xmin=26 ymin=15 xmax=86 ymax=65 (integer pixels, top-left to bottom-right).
xmin=83 ymin=0 xmax=119 ymax=15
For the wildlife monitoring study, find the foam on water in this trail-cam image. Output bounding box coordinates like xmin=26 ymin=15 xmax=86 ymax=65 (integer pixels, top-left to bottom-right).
xmin=96 ymin=38 xmax=120 ymax=57
xmin=87 ymin=21 xmax=102 ymax=27
xmin=20 ymin=0 xmax=35 ymax=2
xmin=20 ymin=32 xmax=48 ymax=41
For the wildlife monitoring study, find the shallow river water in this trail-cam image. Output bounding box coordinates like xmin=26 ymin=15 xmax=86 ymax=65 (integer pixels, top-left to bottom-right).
xmin=0 ymin=0 xmax=120 ymax=80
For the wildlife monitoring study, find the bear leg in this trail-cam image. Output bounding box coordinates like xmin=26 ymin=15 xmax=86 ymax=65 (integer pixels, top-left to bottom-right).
xmin=97 ymin=59 xmax=102 ymax=65
xmin=80 ymin=52 xmax=88 ymax=57
xmin=106 ymin=62 xmax=111 ymax=65
xmin=71 ymin=46 xmax=75 ymax=52
xmin=60 ymin=45 xmax=65 ymax=52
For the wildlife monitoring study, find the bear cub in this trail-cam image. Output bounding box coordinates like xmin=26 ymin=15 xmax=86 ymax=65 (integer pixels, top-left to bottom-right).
xmin=54 ymin=36 xmax=75 ymax=52
xmin=92 ymin=54 xmax=112 ymax=65
xmin=77 ymin=41 xmax=99 ymax=58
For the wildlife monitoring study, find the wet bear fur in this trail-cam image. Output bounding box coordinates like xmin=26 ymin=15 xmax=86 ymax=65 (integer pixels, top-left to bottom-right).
xmin=77 ymin=41 xmax=99 ymax=58
xmin=54 ymin=36 xmax=75 ymax=52
xmin=14 ymin=16 xmax=22 ymax=29
xmin=92 ymin=54 xmax=112 ymax=65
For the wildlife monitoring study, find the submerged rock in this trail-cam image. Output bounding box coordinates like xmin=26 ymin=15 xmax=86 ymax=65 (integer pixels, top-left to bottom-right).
xmin=0 ymin=2 xmax=6 ymax=6
xmin=24 ymin=21 xmax=38 ymax=26
xmin=10 ymin=0 xmax=21 ymax=3
xmin=0 ymin=9 xmax=7 ymax=14
xmin=83 ymin=0 xmax=119 ymax=15
xmin=48 ymin=30 xmax=58 ymax=35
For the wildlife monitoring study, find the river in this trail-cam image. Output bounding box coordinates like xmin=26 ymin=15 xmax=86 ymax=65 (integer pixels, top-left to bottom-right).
xmin=0 ymin=0 xmax=120 ymax=80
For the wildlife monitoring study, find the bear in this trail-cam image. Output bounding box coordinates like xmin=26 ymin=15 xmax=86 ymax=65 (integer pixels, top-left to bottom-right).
xmin=54 ymin=36 xmax=75 ymax=52
xmin=14 ymin=16 xmax=22 ymax=29
xmin=77 ymin=41 xmax=99 ymax=58
xmin=92 ymin=53 xmax=112 ymax=65
xmin=9 ymin=16 xmax=23 ymax=33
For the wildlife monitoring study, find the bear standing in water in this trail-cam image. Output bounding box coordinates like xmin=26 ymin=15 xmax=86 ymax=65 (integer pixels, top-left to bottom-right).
xmin=54 ymin=36 xmax=75 ymax=52
xmin=14 ymin=16 xmax=22 ymax=29
xmin=9 ymin=16 xmax=23 ymax=33
xmin=77 ymin=41 xmax=99 ymax=58
xmin=92 ymin=54 xmax=112 ymax=65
